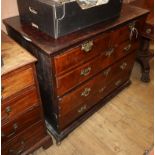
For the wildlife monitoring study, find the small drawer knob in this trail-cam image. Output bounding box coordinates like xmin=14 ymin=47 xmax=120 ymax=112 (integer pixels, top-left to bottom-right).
xmin=81 ymin=67 xmax=91 ymax=76
xmin=81 ymin=88 xmax=91 ymax=97
xmin=81 ymin=41 xmax=93 ymax=53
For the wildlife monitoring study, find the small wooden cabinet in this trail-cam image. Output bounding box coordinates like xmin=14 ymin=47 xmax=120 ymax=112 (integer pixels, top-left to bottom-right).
xmin=3 ymin=4 xmax=149 ymax=143
xmin=1 ymin=32 xmax=52 ymax=154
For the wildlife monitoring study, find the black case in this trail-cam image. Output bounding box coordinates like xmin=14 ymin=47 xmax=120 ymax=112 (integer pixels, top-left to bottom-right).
xmin=17 ymin=0 xmax=123 ymax=39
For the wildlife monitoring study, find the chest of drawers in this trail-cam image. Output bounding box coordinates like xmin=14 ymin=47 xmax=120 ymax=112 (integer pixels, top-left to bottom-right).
xmin=1 ymin=32 xmax=52 ymax=154
xmin=3 ymin=4 xmax=149 ymax=143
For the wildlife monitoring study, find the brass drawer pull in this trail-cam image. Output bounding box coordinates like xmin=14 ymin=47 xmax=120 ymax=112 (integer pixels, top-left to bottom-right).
xmin=115 ymin=80 xmax=122 ymax=86
xmin=103 ymin=67 xmax=111 ymax=76
xmin=81 ymin=41 xmax=93 ymax=53
xmin=81 ymin=88 xmax=91 ymax=97
xmin=146 ymin=28 xmax=152 ymax=34
xmin=124 ymin=44 xmax=131 ymax=52
xmin=99 ymin=87 xmax=106 ymax=93
xmin=105 ymin=48 xmax=114 ymax=57
xmin=9 ymin=141 xmax=25 ymax=155
xmin=78 ymin=105 xmax=87 ymax=113
xmin=129 ymin=22 xmax=138 ymax=40
xmin=7 ymin=123 xmax=18 ymax=138
xmin=6 ymin=106 xmax=11 ymax=114
xmin=120 ymin=62 xmax=127 ymax=70
xmin=81 ymin=67 xmax=91 ymax=76
xmin=29 ymin=6 xmax=38 ymax=14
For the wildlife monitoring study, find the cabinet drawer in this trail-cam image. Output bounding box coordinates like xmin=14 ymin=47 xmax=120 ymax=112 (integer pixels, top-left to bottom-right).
xmin=2 ymin=86 xmax=39 ymax=125
xmin=2 ymin=121 xmax=46 ymax=155
xmin=56 ymin=41 xmax=138 ymax=96
xmin=2 ymin=65 xmax=35 ymax=100
xmin=58 ymin=52 xmax=136 ymax=130
xmin=54 ymin=34 xmax=110 ymax=76
xmin=2 ymin=105 xmax=41 ymax=143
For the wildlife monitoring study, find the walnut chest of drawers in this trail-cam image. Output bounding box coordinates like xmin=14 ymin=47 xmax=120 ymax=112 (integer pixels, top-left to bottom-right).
xmin=1 ymin=32 xmax=52 ymax=154
xmin=3 ymin=4 xmax=149 ymax=143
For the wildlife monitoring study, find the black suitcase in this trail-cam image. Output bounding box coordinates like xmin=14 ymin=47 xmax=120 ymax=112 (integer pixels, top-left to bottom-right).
xmin=17 ymin=0 xmax=123 ymax=39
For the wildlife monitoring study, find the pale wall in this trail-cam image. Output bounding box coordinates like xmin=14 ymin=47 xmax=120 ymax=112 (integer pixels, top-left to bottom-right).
xmin=1 ymin=0 xmax=19 ymax=32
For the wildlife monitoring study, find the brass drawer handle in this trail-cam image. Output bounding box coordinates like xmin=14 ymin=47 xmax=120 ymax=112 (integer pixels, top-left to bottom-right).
xmin=81 ymin=41 xmax=93 ymax=53
xmin=129 ymin=22 xmax=138 ymax=40
xmin=81 ymin=67 xmax=91 ymax=76
xmin=9 ymin=141 xmax=25 ymax=155
xmin=81 ymin=88 xmax=91 ymax=97
xmin=99 ymin=87 xmax=106 ymax=93
xmin=29 ymin=6 xmax=38 ymax=14
xmin=7 ymin=123 xmax=18 ymax=138
xmin=120 ymin=62 xmax=127 ymax=70
xmin=105 ymin=48 xmax=114 ymax=57
xmin=6 ymin=106 xmax=11 ymax=114
xmin=124 ymin=44 xmax=131 ymax=52
xmin=22 ymin=35 xmax=32 ymax=42
xmin=78 ymin=105 xmax=87 ymax=113
xmin=115 ymin=80 xmax=122 ymax=86
xmin=146 ymin=28 xmax=152 ymax=34
xmin=103 ymin=67 xmax=111 ymax=76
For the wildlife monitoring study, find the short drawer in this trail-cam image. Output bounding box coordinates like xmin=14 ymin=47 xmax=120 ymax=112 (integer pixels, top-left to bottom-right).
xmin=2 ymin=86 xmax=40 ymax=125
xmin=56 ymin=41 xmax=138 ymax=97
xmin=2 ymin=105 xmax=41 ymax=143
xmin=2 ymin=121 xmax=46 ymax=155
xmin=58 ymin=52 xmax=136 ymax=130
xmin=54 ymin=34 xmax=110 ymax=76
xmin=2 ymin=65 xmax=35 ymax=100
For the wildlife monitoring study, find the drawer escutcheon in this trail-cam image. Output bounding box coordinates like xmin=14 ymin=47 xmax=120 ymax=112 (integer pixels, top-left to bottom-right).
xmin=105 ymin=48 xmax=114 ymax=57
xmin=81 ymin=41 xmax=93 ymax=53
xmin=124 ymin=44 xmax=131 ymax=52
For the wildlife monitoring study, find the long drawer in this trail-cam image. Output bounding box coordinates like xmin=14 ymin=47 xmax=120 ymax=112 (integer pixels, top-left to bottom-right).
xmin=2 ymin=105 xmax=41 ymax=143
xmin=56 ymin=41 xmax=138 ymax=97
xmin=58 ymin=52 xmax=136 ymax=130
xmin=2 ymin=65 xmax=35 ymax=100
xmin=2 ymin=121 xmax=46 ymax=155
xmin=2 ymin=86 xmax=40 ymax=125
xmin=54 ymin=20 xmax=141 ymax=76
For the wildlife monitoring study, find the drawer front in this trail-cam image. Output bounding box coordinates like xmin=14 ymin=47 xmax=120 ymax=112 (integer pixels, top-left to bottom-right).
xmin=54 ymin=34 xmax=110 ymax=76
xmin=2 ymin=105 xmax=41 ymax=143
xmin=56 ymin=41 xmax=138 ymax=96
xmin=58 ymin=52 xmax=136 ymax=130
xmin=2 ymin=65 xmax=35 ymax=100
xmin=2 ymin=121 xmax=46 ymax=155
xmin=2 ymin=86 xmax=39 ymax=125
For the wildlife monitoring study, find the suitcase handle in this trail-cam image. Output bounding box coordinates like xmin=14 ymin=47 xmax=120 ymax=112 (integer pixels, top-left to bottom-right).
xmin=29 ymin=6 xmax=38 ymax=14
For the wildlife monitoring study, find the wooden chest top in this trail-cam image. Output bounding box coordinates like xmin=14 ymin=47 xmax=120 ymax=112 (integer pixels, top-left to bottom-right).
xmin=1 ymin=32 xmax=36 ymax=75
xmin=3 ymin=4 xmax=149 ymax=56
